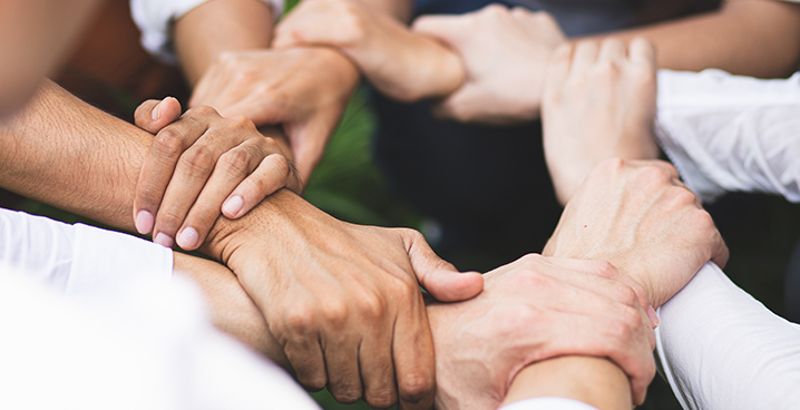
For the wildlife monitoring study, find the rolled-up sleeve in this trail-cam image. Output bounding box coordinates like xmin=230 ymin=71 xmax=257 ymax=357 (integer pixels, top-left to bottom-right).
xmin=130 ymin=0 xmax=284 ymax=62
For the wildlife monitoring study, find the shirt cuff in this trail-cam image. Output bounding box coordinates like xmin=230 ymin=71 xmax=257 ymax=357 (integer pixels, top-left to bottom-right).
xmin=500 ymin=398 xmax=598 ymax=410
xmin=130 ymin=0 xmax=284 ymax=63
xmin=67 ymin=224 xmax=173 ymax=297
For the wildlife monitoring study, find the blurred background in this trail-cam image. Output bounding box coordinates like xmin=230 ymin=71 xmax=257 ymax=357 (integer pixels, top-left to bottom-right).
xmin=1 ymin=1 xmax=798 ymax=409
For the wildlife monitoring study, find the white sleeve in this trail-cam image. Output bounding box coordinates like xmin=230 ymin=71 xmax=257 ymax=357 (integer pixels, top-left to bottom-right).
xmin=500 ymin=398 xmax=597 ymax=410
xmin=130 ymin=0 xmax=284 ymax=63
xmin=655 ymin=69 xmax=800 ymax=203
xmin=0 ymin=208 xmax=173 ymax=296
xmin=656 ymin=263 xmax=800 ymax=410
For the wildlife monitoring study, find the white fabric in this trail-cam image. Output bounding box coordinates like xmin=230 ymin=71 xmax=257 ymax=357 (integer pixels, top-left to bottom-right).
xmin=0 ymin=208 xmax=172 ymax=294
xmin=501 ymin=397 xmax=598 ymax=410
xmin=0 ymin=270 xmax=318 ymax=410
xmin=130 ymin=0 xmax=284 ymax=62
xmin=0 ymin=207 xmax=318 ymax=409
xmin=655 ymin=69 xmax=800 ymax=203
xmin=656 ymin=263 xmax=800 ymax=410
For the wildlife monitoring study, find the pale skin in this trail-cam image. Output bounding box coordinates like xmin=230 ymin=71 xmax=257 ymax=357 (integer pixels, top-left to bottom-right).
xmin=272 ymin=0 xmax=800 ymax=124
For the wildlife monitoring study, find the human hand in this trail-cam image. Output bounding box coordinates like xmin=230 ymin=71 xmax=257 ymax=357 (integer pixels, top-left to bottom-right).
xmin=428 ymin=254 xmax=656 ymax=408
xmin=542 ymin=38 xmax=660 ymax=204
xmin=132 ymin=98 xmax=301 ymax=251
xmin=204 ymin=190 xmax=484 ymax=409
xmin=413 ymin=5 xmax=566 ymax=124
xmin=544 ymin=159 xmax=729 ymax=307
xmin=272 ymin=0 xmax=464 ymax=101
xmin=190 ymin=47 xmax=359 ymax=182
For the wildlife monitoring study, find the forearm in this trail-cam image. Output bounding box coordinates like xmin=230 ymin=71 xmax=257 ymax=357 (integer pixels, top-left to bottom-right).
xmin=502 ymin=357 xmax=631 ymax=410
xmin=0 ymin=80 xmax=298 ymax=260
xmin=587 ymin=0 xmax=800 ymax=77
xmin=174 ymin=0 xmax=275 ymax=84
xmin=657 ymin=263 xmax=800 ymax=409
xmin=173 ymin=252 xmax=288 ymax=366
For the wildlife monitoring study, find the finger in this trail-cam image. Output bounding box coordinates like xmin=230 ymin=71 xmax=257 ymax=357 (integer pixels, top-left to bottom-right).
xmin=570 ymin=41 xmax=600 ymax=76
xmin=283 ymin=336 xmax=328 ymax=391
xmin=598 ymin=39 xmax=626 ymax=64
xmin=175 ymin=143 xmax=264 ymax=250
xmin=711 ymin=232 xmax=731 ymax=268
xmin=133 ymin=114 xmax=209 ymax=236
xmin=134 ymin=97 xmax=183 ymax=134
xmin=628 ymin=37 xmax=656 ymax=67
xmin=323 ymin=334 xmax=363 ymax=403
xmin=359 ymin=335 xmax=398 ymax=409
xmin=288 ymin=120 xmax=330 ymax=184
xmin=152 ymin=129 xmax=229 ymax=247
xmin=404 ymin=230 xmax=484 ymax=302
xmin=545 ymin=43 xmax=573 ymax=88
xmin=393 ymin=297 xmax=435 ymax=410
xmin=217 ymin=96 xmax=285 ymax=127
xmin=221 ymin=154 xmax=293 ymax=219
xmin=412 ymin=15 xmax=467 ymax=47
xmin=541 ymin=311 xmax=656 ymax=405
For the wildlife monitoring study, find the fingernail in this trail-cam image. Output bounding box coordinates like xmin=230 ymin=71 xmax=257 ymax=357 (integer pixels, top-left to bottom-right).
xmin=154 ymin=232 xmax=174 ymax=248
xmin=176 ymin=227 xmax=199 ymax=249
xmin=647 ymin=305 xmax=660 ymax=328
xmin=135 ymin=210 xmax=154 ymax=234
xmin=151 ymin=99 xmax=165 ymax=121
xmin=222 ymin=195 xmax=244 ymax=218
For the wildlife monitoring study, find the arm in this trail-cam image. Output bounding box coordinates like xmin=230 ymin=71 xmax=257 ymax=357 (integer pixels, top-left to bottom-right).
xmin=502 ymin=358 xmax=630 ymax=410
xmin=0 ymin=81 xmax=484 ymax=409
xmin=592 ymin=0 xmax=800 ymax=78
xmin=655 ymin=69 xmax=800 ymax=203
xmin=657 ymin=263 xmax=800 ymax=410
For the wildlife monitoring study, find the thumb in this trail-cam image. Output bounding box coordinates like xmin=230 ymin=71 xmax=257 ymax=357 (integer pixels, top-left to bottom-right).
xmin=405 ymin=231 xmax=484 ymax=302
xmin=134 ymin=97 xmax=182 ymax=134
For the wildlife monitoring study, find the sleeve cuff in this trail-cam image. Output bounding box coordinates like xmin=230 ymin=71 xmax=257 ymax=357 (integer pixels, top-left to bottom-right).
xmin=67 ymin=224 xmax=173 ymax=297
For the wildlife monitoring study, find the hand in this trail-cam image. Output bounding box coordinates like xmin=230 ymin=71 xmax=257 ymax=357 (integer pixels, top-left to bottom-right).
xmin=413 ymin=5 xmax=566 ymax=124
xmin=132 ymin=98 xmax=301 ymax=251
xmin=428 ymin=254 xmax=656 ymax=408
xmin=542 ymin=38 xmax=660 ymax=204
xmin=272 ymin=0 xmax=464 ymax=101
xmin=190 ymin=47 xmax=359 ymax=182
xmin=544 ymin=159 xmax=730 ymax=307
xmin=205 ymin=190 xmax=484 ymax=409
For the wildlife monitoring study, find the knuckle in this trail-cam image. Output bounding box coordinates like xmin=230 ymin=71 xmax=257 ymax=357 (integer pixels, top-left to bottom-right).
xmin=180 ymin=145 xmax=216 ymax=177
xmin=331 ymin=385 xmax=362 ymax=403
xmin=399 ymin=372 xmax=434 ymax=402
xmin=230 ymin=115 xmax=256 ymax=130
xmin=219 ymin=149 xmax=252 ymax=178
xmin=366 ymin=389 xmax=397 ymax=408
xmin=593 ymin=261 xmax=618 ymax=278
xmin=321 ymin=301 xmax=349 ymax=326
xmin=187 ymin=105 xmax=218 ymax=118
xmin=284 ymin=308 xmax=317 ymax=334
xmin=357 ymin=293 xmax=386 ymax=319
xmin=156 ymin=210 xmax=182 ymax=232
xmin=153 ymin=129 xmax=186 ymax=158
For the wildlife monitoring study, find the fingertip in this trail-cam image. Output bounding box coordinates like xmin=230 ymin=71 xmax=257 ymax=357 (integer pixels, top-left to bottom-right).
xmin=134 ymin=210 xmax=155 ymax=235
xmin=221 ymin=195 xmax=245 ymax=219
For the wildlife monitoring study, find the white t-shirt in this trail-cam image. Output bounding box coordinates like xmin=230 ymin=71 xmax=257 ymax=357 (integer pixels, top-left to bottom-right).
xmin=129 ymin=0 xmax=285 ymax=62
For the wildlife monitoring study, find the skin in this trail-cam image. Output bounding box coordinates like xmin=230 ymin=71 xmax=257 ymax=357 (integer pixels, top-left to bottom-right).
xmin=132 ymin=98 xmax=302 ymax=250
xmin=542 ymin=38 xmax=660 ymax=205
xmin=0 ymin=81 xmax=485 ymax=410
xmin=0 ymin=0 xmax=102 ymax=115
xmin=273 ymin=0 xmax=800 ymax=125
xmin=175 ymin=250 xmax=656 ymax=409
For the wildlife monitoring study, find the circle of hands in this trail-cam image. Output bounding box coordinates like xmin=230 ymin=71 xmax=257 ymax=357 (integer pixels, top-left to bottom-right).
xmin=128 ymin=2 xmax=730 ymax=409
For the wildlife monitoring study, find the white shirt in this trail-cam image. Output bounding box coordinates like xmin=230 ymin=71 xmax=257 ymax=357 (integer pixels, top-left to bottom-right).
xmin=654 ymin=70 xmax=800 ymax=409
xmin=657 ymin=264 xmax=800 ymax=410
xmin=656 ymin=69 xmax=800 ymax=203
xmin=129 ymin=0 xmax=284 ymax=62
xmin=0 ymin=208 xmax=318 ymax=410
